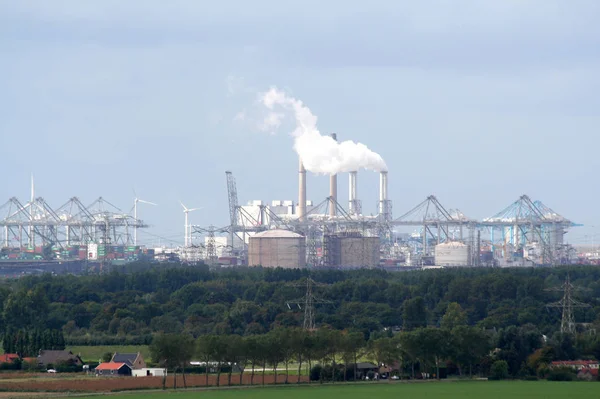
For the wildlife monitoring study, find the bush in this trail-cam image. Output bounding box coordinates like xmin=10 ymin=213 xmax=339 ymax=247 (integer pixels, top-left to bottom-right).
xmin=547 ymin=367 xmax=576 ymax=381
xmin=310 ymin=365 xmax=322 ymax=381
xmin=0 ymin=360 xmax=21 ymax=371
xmin=490 ymin=360 xmax=509 ymax=380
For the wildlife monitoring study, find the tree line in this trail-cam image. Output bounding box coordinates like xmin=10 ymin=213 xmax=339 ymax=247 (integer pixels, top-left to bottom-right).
xmin=1 ymin=265 xmax=600 ymax=359
xmin=2 ymin=328 xmax=65 ymax=357
xmin=150 ymin=301 xmax=600 ymax=389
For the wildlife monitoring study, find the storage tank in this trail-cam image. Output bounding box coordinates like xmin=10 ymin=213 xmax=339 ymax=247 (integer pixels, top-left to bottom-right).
xmin=248 ymin=229 xmax=306 ymax=269
xmin=324 ymin=235 xmax=380 ymax=268
xmin=434 ymin=241 xmax=470 ymax=266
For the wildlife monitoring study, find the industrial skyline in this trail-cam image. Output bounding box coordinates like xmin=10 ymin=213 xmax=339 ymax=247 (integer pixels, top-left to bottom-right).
xmin=2 ymin=1 xmax=599 ymax=249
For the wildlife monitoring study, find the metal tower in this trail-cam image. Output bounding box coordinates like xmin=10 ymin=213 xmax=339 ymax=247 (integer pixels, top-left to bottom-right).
xmin=546 ymin=274 xmax=590 ymax=335
xmin=286 ymin=277 xmax=331 ymax=330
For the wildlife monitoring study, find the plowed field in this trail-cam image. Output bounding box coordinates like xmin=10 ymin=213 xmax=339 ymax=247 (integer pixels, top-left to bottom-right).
xmin=0 ymin=373 xmax=307 ymax=393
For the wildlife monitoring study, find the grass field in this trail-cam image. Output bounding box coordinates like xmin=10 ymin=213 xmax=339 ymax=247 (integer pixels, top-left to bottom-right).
xmin=66 ymin=345 xmax=149 ymax=363
xmin=72 ymin=380 xmax=599 ymax=399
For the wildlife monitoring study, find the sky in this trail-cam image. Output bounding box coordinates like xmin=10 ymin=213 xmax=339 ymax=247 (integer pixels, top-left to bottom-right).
xmin=1 ymin=0 xmax=599 ymax=247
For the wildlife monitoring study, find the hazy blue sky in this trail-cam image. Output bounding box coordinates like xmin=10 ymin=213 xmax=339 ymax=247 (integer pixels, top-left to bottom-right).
xmin=1 ymin=0 xmax=599 ymax=246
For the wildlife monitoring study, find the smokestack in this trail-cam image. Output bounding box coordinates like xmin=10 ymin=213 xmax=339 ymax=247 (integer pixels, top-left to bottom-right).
xmin=298 ymin=158 xmax=306 ymax=222
xmin=349 ymin=171 xmax=357 ymax=213
xmin=329 ymin=133 xmax=337 ymax=218
xmin=379 ymin=171 xmax=388 ymax=215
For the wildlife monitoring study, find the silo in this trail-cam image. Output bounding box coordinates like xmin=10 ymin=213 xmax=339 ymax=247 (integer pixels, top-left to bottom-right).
xmin=434 ymin=241 xmax=470 ymax=266
xmin=248 ymin=229 xmax=306 ymax=269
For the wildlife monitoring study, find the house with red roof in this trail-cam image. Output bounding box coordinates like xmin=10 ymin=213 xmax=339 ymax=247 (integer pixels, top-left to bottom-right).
xmin=550 ymin=360 xmax=599 ymax=371
xmin=577 ymin=368 xmax=599 ymax=381
xmin=95 ymin=362 xmax=132 ymax=377
xmin=0 ymin=354 xmax=19 ymax=364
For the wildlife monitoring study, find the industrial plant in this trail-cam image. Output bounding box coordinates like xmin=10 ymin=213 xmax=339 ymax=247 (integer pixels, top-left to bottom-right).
xmin=0 ymin=130 xmax=585 ymax=275
xmin=0 ymin=83 xmax=586 ymax=274
xmin=179 ymin=132 xmax=579 ymax=270
xmin=0 ymin=133 xmax=583 ymax=275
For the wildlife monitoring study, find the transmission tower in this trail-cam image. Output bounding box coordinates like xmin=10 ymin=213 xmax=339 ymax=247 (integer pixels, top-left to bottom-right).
xmin=546 ymin=274 xmax=590 ymax=335
xmin=287 ymin=277 xmax=331 ymax=330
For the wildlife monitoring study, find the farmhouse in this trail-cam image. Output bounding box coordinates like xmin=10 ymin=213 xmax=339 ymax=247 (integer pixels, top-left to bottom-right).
xmin=349 ymin=362 xmax=379 ymax=379
xmin=111 ymin=352 xmax=146 ymax=370
xmin=0 ymin=354 xmax=19 ymax=364
xmin=550 ymin=360 xmax=599 ymax=371
xmin=577 ymin=367 xmax=599 ymax=381
xmin=37 ymin=350 xmax=83 ymax=369
xmin=95 ymin=362 xmax=132 ymax=377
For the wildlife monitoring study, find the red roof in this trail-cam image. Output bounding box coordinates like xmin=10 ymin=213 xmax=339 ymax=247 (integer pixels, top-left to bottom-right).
xmin=95 ymin=362 xmax=130 ymax=371
xmin=0 ymin=354 xmax=19 ymax=363
xmin=551 ymin=360 xmax=599 ymax=366
xmin=579 ymin=368 xmax=599 ymax=377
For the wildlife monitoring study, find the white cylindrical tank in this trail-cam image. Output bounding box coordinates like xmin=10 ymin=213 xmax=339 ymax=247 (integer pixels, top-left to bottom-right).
xmin=248 ymin=229 xmax=306 ymax=269
xmin=435 ymin=241 xmax=470 ymax=266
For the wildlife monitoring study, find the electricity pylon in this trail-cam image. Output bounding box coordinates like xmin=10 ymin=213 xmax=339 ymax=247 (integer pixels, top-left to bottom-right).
xmin=546 ymin=274 xmax=590 ymax=335
xmin=286 ymin=277 xmax=331 ymax=331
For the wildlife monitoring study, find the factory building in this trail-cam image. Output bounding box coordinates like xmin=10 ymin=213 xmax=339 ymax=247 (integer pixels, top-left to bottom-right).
xmin=434 ymin=241 xmax=470 ymax=266
xmin=248 ymin=229 xmax=306 ymax=269
xmin=323 ymin=234 xmax=380 ymax=268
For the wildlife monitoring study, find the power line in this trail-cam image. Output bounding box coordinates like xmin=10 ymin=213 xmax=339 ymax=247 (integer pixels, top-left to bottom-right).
xmin=546 ymin=274 xmax=590 ymax=335
xmin=286 ymin=277 xmax=332 ymax=331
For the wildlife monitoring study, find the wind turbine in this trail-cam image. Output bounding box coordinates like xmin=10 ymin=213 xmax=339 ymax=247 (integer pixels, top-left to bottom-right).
xmin=133 ymin=192 xmax=157 ymax=246
xmin=180 ymin=201 xmax=202 ymax=247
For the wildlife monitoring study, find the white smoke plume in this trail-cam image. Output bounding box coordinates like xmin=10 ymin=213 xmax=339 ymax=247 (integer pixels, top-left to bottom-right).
xmin=260 ymin=87 xmax=387 ymax=174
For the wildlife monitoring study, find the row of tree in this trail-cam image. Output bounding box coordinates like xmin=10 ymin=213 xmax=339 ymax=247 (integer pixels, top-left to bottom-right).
xmin=149 ymin=302 xmax=600 ymax=389
xmin=2 ymin=328 xmax=65 ymax=357
xmin=2 ymin=265 xmax=600 ymax=345
xmin=150 ymin=325 xmax=490 ymax=390
xmin=153 ymin=321 xmax=585 ymax=390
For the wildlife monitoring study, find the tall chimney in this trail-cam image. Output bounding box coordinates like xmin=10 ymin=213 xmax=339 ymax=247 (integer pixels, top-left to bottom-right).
xmin=379 ymin=171 xmax=388 ymax=215
xmin=298 ymin=158 xmax=306 ymax=222
xmin=349 ymin=171 xmax=357 ymax=213
xmin=329 ymin=133 xmax=337 ymax=218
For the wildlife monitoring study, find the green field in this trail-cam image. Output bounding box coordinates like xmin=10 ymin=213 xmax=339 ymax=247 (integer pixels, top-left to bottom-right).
xmin=66 ymin=345 xmax=149 ymax=363
xmin=74 ymin=381 xmax=598 ymax=399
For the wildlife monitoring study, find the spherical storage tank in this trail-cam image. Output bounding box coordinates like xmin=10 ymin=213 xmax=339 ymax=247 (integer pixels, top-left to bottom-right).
xmin=434 ymin=241 xmax=470 ymax=267
xmin=248 ymin=229 xmax=306 ymax=269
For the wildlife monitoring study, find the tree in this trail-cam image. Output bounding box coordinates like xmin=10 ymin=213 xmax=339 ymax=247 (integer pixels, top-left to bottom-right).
xmin=102 ymin=352 xmax=113 ymax=363
xmin=196 ymin=335 xmax=219 ymax=387
xmin=450 ymin=326 xmax=491 ymax=376
xmin=398 ymin=331 xmax=419 ymax=379
xmin=244 ymin=334 xmax=263 ymax=385
xmin=441 ymin=302 xmax=468 ymax=330
xmin=223 ymin=334 xmax=244 ymax=386
xmin=289 ymin=328 xmax=307 ymax=384
xmin=264 ymin=330 xmax=285 ymax=384
xmin=150 ymin=333 xmax=194 ymax=389
xmin=490 ymin=360 xmax=509 ymax=380
xmin=415 ymin=327 xmax=450 ymax=379
xmin=273 ymin=328 xmax=295 ymax=384
xmin=161 ymin=338 xmax=178 ymax=390
xmin=369 ymin=337 xmax=400 ymax=378
xmin=402 ymin=297 xmax=427 ymax=331
xmin=340 ymin=331 xmax=365 ymax=382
